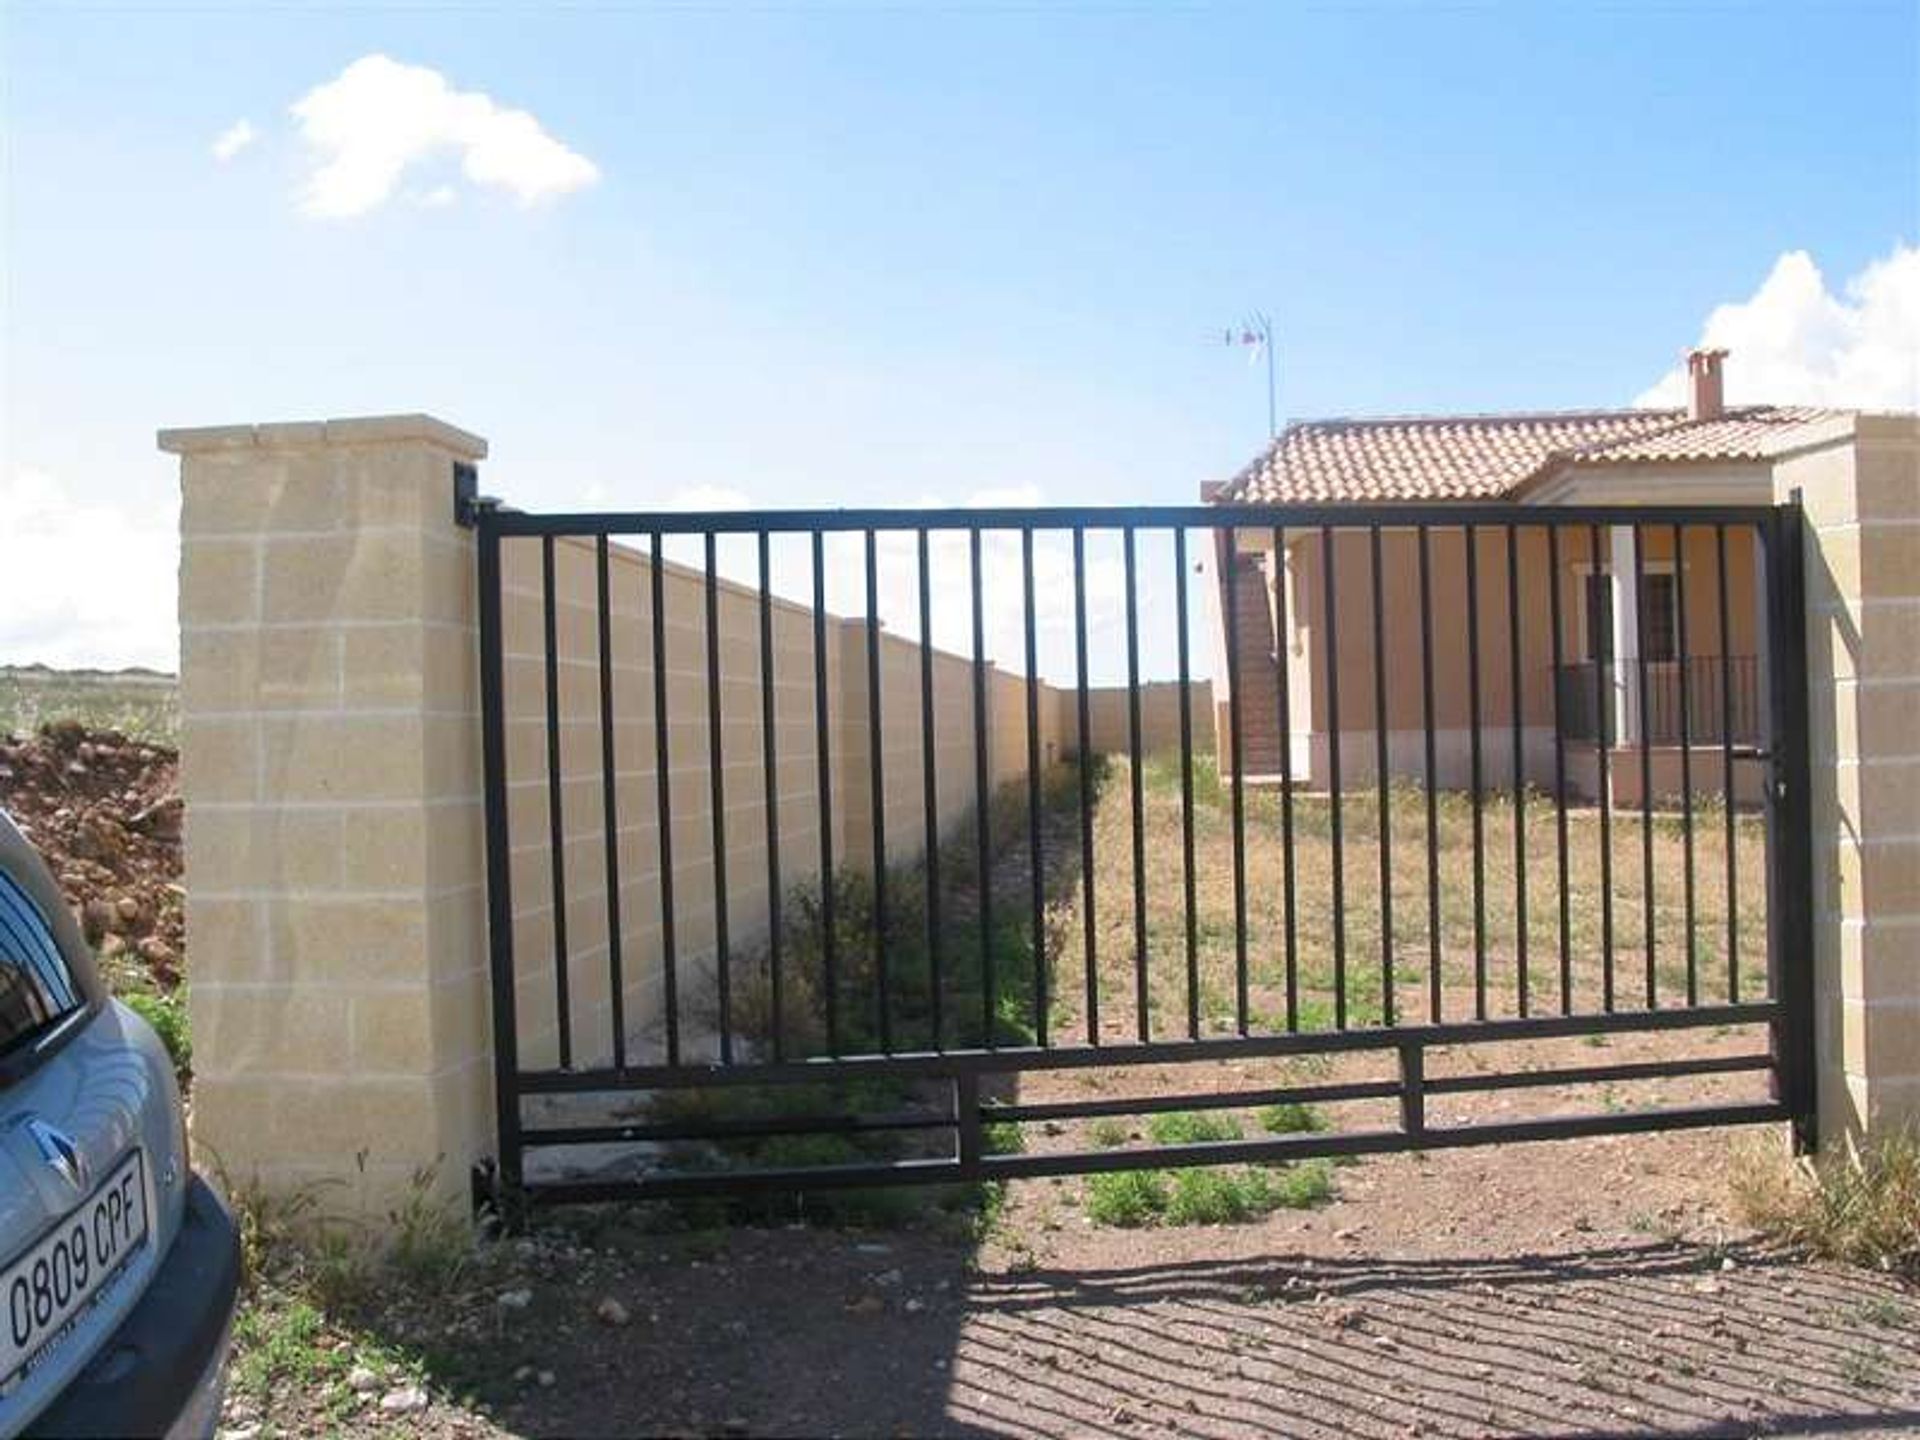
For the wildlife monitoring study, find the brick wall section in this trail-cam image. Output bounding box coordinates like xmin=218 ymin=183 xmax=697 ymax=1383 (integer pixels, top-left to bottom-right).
xmin=1775 ymin=413 xmax=1920 ymax=1142
xmin=495 ymin=532 xmax=1207 ymax=1071
xmin=1083 ymin=682 xmax=1213 ymax=759
xmin=162 ymin=416 xmax=492 ymax=1214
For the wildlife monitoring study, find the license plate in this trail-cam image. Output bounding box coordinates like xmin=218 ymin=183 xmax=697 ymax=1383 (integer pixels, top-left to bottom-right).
xmin=0 ymin=1150 xmax=148 ymax=1390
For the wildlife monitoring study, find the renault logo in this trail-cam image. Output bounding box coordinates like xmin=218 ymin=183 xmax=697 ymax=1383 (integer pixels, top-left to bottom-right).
xmin=25 ymin=1118 xmax=89 ymax=1193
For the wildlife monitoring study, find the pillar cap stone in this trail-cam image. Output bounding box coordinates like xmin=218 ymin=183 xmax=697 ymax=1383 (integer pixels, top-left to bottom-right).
xmin=158 ymin=413 xmax=487 ymax=461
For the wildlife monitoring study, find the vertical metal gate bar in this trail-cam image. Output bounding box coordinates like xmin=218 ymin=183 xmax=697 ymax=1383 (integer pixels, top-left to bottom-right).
xmin=706 ymin=534 xmax=733 ymax=1062
xmin=1507 ymin=524 xmax=1528 ymax=1018
xmin=1418 ymin=525 xmax=1442 ymax=1023
xmin=1023 ymin=527 xmax=1047 ymax=1047
xmin=810 ymin=531 xmax=837 ymax=1056
xmin=650 ymin=532 xmax=682 ymax=1065
xmin=864 ymin=530 xmax=890 ymax=1052
xmin=1275 ymin=526 xmax=1300 ymax=1032
xmin=1547 ymin=525 xmax=1572 ymax=1014
xmin=1175 ymin=527 xmax=1200 ymax=1040
xmin=1125 ymin=527 xmax=1149 ymax=1040
xmin=540 ymin=536 xmax=573 ymax=1069
xmin=1763 ymin=501 xmax=1817 ymax=1152
xmin=971 ymin=527 xmax=994 ymax=1048
xmin=758 ymin=532 xmax=784 ymax=1061
xmin=1398 ymin=1043 xmax=1426 ymax=1138
xmin=955 ymin=1073 xmax=984 ymax=1179
xmin=597 ymin=537 xmax=627 ymax=1069
xmin=1370 ymin=524 xmax=1394 ymax=1027
xmin=1716 ymin=523 xmax=1740 ymax=1002
xmin=1674 ymin=522 xmax=1699 ymax=1007
xmin=1591 ymin=522 xmax=1616 ymax=1013
xmin=1633 ymin=522 xmax=1656 ymax=1008
xmin=476 ymin=517 xmax=523 ymax=1194
xmin=1075 ymin=526 xmax=1098 ymax=1045
xmin=1224 ymin=528 xmax=1251 ymax=1035
xmin=919 ymin=529 xmax=944 ymax=1049
xmin=1465 ymin=524 xmax=1486 ymax=1021
xmin=1323 ymin=525 xmax=1347 ymax=1029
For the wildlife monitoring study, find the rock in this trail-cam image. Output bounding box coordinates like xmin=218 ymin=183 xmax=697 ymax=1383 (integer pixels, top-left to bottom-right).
xmin=129 ymin=796 xmax=182 ymax=840
xmin=378 ymin=1386 xmax=429 ymax=1413
xmin=81 ymin=898 xmax=114 ymax=945
xmin=847 ymin=1294 xmax=886 ymax=1317
xmin=347 ymin=1365 xmax=381 ymax=1393
xmin=217 ymin=1426 xmax=262 ymax=1440
xmin=537 ymin=1370 xmax=557 ymax=1388
xmin=115 ymin=894 xmax=141 ymax=923
xmin=513 ymin=1365 xmax=533 ymax=1383
xmin=596 ymin=1297 xmax=631 ymax=1327
xmin=873 ymin=1268 xmax=903 ymax=1287
xmin=497 ymin=1288 xmax=533 ymax=1310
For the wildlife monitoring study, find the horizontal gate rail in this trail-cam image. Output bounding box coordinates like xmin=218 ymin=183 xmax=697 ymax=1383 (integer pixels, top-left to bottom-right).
xmin=480 ymin=500 xmax=1784 ymax=535
xmin=471 ymin=496 xmax=1814 ymax=1213
xmin=518 ymin=1102 xmax=1794 ymax=1207
xmin=510 ymin=1000 xmax=1783 ymax=1093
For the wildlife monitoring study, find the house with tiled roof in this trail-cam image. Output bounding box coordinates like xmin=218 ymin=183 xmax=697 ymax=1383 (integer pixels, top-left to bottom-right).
xmin=1203 ymin=349 xmax=1860 ymax=805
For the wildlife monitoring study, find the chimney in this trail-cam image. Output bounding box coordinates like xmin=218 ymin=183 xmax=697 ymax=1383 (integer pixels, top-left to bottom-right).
xmin=1686 ymin=347 xmax=1728 ymax=421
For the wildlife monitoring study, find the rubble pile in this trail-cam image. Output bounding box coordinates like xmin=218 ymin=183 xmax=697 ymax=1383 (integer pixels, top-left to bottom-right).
xmin=0 ymin=720 xmax=184 ymax=988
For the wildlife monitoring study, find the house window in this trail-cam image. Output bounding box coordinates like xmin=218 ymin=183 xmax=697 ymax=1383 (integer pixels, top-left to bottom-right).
xmin=1641 ymin=573 xmax=1678 ymax=663
xmin=1583 ymin=574 xmax=1612 ymax=663
xmin=1582 ymin=571 xmax=1679 ymax=663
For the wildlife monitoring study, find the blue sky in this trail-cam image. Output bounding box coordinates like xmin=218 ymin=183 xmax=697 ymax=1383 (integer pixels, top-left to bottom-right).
xmin=4 ymin=1 xmax=1917 ymax=668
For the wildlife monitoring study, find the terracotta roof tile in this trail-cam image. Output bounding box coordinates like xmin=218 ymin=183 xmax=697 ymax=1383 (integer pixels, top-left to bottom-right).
xmin=1567 ymin=406 xmax=1837 ymax=465
xmin=1219 ymin=405 xmax=1843 ymax=504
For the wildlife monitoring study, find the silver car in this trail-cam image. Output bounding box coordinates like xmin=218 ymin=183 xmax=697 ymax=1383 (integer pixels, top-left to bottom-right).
xmin=0 ymin=808 xmax=238 ymax=1439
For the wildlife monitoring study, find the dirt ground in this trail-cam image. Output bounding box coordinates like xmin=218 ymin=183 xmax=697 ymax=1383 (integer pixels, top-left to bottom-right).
xmin=220 ymin=1103 xmax=1919 ymax=1440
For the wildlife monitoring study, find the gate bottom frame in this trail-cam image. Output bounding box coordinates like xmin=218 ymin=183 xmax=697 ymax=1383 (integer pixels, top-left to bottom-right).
xmin=480 ymin=1001 xmax=1804 ymax=1211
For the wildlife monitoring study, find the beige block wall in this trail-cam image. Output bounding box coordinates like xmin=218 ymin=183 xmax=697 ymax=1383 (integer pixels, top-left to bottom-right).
xmin=163 ymin=416 xmax=492 ymax=1215
xmin=497 ymin=532 xmax=1040 ymax=1069
xmin=494 ymin=534 xmax=1194 ymax=1073
xmin=1084 ymin=681 xmax=1212 ymax=757
xmin=1778 ymin=415 xmax=1920 ymax=1143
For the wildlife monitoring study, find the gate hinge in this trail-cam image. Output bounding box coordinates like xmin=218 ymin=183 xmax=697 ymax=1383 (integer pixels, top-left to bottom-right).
xmin=454 ymin=462 xmax=503 ymax=529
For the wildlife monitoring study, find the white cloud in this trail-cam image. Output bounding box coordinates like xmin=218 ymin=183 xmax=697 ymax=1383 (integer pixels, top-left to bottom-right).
xmin=0 ymin=470 xmax=179 ymax=672
xmin=211 ymin=118 xmax=257 ymax=162
xmin=1637 ymin=242 xmax=1920 ymax=411
xmin=291 ymin=54 xmax=599 ymax=219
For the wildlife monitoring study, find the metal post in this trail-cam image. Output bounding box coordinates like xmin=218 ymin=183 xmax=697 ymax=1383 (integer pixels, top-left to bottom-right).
xmin=1763 ymin=501 xmax=1817 ymax=1153
xmin=475 ymin=513 xmax=524 ymax=1215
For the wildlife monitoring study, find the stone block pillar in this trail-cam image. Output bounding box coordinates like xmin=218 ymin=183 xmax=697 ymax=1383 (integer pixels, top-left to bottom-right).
xmin=159 ymin=415 xmax=493 ymax=1216
xmin=1777 ymin=414 xmax=1920 ymax=1145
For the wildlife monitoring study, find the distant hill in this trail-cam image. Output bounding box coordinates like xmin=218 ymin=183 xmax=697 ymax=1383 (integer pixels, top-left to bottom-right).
xmin=0 ymin=665 xmax=180 ymax=745
xmin=1 ymin=663 xmax=177 ymax=685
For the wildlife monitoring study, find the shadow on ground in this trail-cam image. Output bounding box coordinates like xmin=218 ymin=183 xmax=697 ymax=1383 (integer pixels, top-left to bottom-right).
xmin=442 ymin=1226 xmax=1916 ymax=1439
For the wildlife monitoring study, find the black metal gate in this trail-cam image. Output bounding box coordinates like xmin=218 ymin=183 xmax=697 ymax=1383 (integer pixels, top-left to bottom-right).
xmin=466 ymin=498 xmax=1814 ymax=1212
